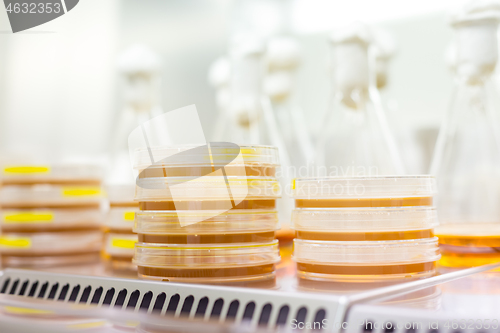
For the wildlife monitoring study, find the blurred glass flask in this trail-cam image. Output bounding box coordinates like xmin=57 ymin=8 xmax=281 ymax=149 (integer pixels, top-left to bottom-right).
xmin=316 ymin=25 xmax=404 ymax=177
xmin=109 ymin=45 xmax=166 ymax=184
xmin=264 ymin=36 xmax=314 ymax=169
xmin=210 ymin=37 xmax=294 ymax=234
xmin=212 ymin=37 xmax=291 ymax=167
xmin=431 ymin=2 xmax=500 ymax=264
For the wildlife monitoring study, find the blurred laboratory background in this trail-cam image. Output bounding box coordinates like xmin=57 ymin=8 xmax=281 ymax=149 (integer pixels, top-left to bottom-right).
xmin=0 ymin=0 xmax=477 ymax=172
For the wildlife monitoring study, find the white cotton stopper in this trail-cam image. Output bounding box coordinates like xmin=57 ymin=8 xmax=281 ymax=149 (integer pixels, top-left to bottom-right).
xmin=264 ymin=71 xmax=293 ymax=101
xmin=229 ymin=37 xmax=265 ymax=123
xmin=267 ymin=36 xmax=301 ymax=71
xmin=208 ymin=57 xmax=231 ymax=88
xmin=117 ymin=44 xmax=161 ymax=74
xmin=451 ymin=0 xmax=500 ymax=82
xmin=330 ymin=24 xmax=372 ymax=108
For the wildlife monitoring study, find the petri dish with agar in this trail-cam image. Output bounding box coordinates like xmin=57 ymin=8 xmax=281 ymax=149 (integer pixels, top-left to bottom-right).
xmin=291 ymin=176 xmax=440 ymax=282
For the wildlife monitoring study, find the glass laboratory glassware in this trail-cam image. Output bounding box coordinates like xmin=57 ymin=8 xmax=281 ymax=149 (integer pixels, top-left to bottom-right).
xmin=109 ymin=45 xmax=165 ymax=185
xmin=210 ymin=37 xmax=294 ymax=241
xmin=264 ymin=36 xmax=315 ymax=170
xmin=316 ymin=26 xmax=404 ymax=177
xmin=373 ymin=28 xmax=425 ymax=175
xmin=431 ymin=3 xmax=500 ymax=268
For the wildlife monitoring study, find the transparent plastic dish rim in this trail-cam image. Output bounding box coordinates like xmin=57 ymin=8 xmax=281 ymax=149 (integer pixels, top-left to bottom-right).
xmin=292 ymin=206 xmax=438 ymax=213
xmin=132 ymin=143 xmax=279 ymax=154
xmin=294 ymin=237 xmax=439 ymax=248
xmin=293 ymin=175 xmax=435 ymax=181
xmin=136 ymin=175 xmax=280 ymax=183
xmin=136 ymin=209 xmax=278 ymax=218
xmin=292 ymin=206 xmax=439 ymax=229
xmin=132 ymin=144 xmax=280 ymax=169
xmin=292 ymin=175 xmax=436 ymax=198
xmin=135 ymin=239 xmax=279 ymax=250
xmin=133 ymin=241 xmax=281 ymax=266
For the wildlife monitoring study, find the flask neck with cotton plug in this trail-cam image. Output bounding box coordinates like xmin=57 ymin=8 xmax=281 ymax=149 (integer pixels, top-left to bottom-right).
xmin=316 ymin=26 xmax=404 ymax=177
xmin=431 ymin=4 xmax=500 ymax=227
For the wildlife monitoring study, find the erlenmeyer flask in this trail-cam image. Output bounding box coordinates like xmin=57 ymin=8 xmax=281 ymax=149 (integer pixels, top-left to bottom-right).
xmin=264 ymin=36 xmax=314 ymax=169
xmin=316 ymin=25 xmax=404 ymax=177
xmin=210 ymin=37 xmax=294 ymax=237
xmin=211 ymin=37 xmax=292 ymax=166
xmin=109 ymin=45 xmax=165 ymax=185
xmin=431 ymin=3 xmax=500 ymax=268
xmin=373 ymin=28 xmax=425 ymax=175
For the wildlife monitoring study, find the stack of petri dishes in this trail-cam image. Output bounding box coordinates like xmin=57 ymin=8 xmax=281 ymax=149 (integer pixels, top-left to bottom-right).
xmin=131 ymin=143 xmax=281 ymax=286
xmin=0 ymin=164 xmax=105 ymax=268
xmin=103 ymin=184 xmax=139 ymax=274
xmin=291 ymin=176 xmax=440 ymax=283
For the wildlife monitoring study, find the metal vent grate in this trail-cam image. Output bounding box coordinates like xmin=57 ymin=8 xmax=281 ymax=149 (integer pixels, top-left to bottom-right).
xmin=0 ymin=269 xmax=343 ymax=331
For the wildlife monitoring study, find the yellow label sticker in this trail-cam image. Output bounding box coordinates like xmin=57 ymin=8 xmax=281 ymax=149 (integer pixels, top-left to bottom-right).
xmin=3 ymin=166 xmax=50 ymax=174
xmin=111 ymin=238 xmax=136 ymax=249
xmin=0 ymin=237 xmax=32 ymax=248
xmin=3 ymin=306 xmax=53 ymax=315
xmin=123 ymin=211 xmax=135 ymax=221
xmin=3 ymin=212 xmax=54 ymax=224
xmin=62 ymin=187 xmax=101 ymax=197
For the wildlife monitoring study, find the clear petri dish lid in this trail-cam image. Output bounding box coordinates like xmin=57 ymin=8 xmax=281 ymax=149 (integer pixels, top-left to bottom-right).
xmin=106 ymin=206 xmax=139 ymax=230
xmin=1 ymin=207 xmax=105 ymax=232
xmin=292 ymin=176 xmax=436 ymax=199
xmin=135 ymin=209 xmax=279 ymax=234
xmin=292 ymin=206 xmax=438 ymax=231
xmin=135 ymin=176 xmax=281 ymax=201
xmin=2 ymin=164 xmax=103 ymax=185
xmin=132 ymin=144 xmax=280 ymax=170
xmin=106 ymin=184 xmax=136 ymax=205
xmin=134 ymin=240 xmax=280 ymax=268
xmin=0 ymin=184 xmax=105 ymax=208
xmin=293 ymin=237 xmax=440 ymax=265
xmin=0 ymin=230 xmax=103 ymax=255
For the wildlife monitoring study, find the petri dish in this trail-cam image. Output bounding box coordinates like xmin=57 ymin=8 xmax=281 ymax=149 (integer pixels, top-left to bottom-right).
xmin=292 ymin=176 xmax=436 ymax=208
xmin=135 ymin=209 xmax=278 ymax=234
xmin=436 ymin=223 xmax=500 ymax=268
xmin=438 ymin=244 xmax=500 ymax=269
xmin=107 ymin=184 xmax=137 ymax=206
xmin=2 ymin=252 xmax=100 ymax=268
xmin=135 ymin=176 xmax=281 ymax=202
xmin=138 ymin=199 xmax=276 ymax=211
xmin=106 ymin=206 xmax=138 ymax=231
xmin=104 ymin=232 xmax=137 ymax=258
xmin=435 ymin=223 xmax=500 ymax=247
xmin=292 ymin=207 xmax=438 ymax=241
xmin=1 ymin=207 xmax=104 ymax=232
xmin=134 ymin=240 xmax=280 ymax=283
xmin=132 ymin=144 xmax=280 ymax=171
xmin=293 ymin=238 xmax=440 ymax=282
xmin=137 ymin=165 xmax=277 ymax=178
xmin=1 ymin=164 xmax=103 ymax=185
xmin=0 ymin=230 xmax=103 ymax=255
xmin=0 ymin=184 xmax=104 ymax=208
